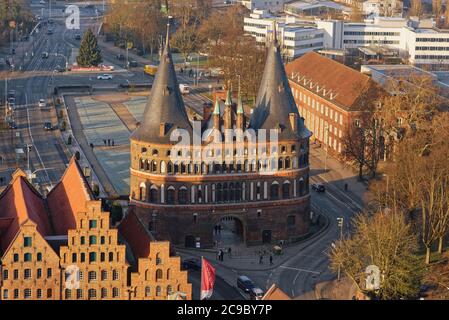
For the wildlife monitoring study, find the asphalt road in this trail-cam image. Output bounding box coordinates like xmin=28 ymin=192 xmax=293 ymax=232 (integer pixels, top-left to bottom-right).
xmin=239 ymin=149 xmax=363 ymax=298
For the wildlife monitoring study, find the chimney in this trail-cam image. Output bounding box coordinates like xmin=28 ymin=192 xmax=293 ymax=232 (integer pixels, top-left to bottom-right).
xmin=289 ymin=113 xmax=298 ymax=133
xmin=159 ymin=123 xmax=166 ymax=136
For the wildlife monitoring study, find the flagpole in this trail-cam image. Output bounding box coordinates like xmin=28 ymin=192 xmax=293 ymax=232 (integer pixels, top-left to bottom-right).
xmin=200 ymin=256 xmax=204 ymax=300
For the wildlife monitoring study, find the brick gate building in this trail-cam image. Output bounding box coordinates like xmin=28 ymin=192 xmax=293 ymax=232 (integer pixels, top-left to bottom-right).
xmin=129 ymin=29 xmax=312 ymax=248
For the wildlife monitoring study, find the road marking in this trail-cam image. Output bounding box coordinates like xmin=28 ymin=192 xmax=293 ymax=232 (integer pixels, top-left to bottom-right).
xmin=25 ymin=94 xmax=52 ymax=187
xmin=279 ymin=265 xmax=320 ymax=275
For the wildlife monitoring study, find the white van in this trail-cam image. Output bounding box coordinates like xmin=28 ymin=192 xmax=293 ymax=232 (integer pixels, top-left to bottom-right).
xmin=179 ymin=84 xmax=190 ymax=95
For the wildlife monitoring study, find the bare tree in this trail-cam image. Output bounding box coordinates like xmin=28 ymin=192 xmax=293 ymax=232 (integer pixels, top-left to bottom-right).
xmin=330 ymin=210 xmax=424 ymax=300
xmin=410 ymin=0 xmax=423 ymax=17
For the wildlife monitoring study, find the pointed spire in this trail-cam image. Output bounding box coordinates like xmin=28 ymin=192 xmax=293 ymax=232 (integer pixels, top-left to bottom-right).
xmin=213 ymin=98 xmax=220 ymax=115
xmin=237 ymin=79 xmax=243 ymax=114
xmin=165 ymin=17 xmax=171 ymax=49
xmin=249 ymin=20 xmax=301 ymax=139
xmin=130 ymin=16 xmax=191 ymax=143
xmin=225 ymin=87 xmax=233 ymax=106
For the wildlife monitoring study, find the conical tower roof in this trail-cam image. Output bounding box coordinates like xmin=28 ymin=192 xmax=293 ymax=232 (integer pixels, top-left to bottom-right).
xmin=130 ymin=26 xmax=191 ymax=143
xmin=249 ymin=27 xmax=304 ymax=139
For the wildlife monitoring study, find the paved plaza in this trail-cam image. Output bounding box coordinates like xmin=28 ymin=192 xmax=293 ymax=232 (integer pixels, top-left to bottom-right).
xmin=72 ymin=94 xmax=148 ymax=195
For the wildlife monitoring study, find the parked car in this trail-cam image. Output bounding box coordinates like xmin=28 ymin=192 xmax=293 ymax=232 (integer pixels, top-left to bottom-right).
xmin=43 ymin=122 xmax=53 ymax=131
xmin=7 ymin=102 xmax=15 ymax=111
xmin=97 ymin=74 xmax=113 ymax=80
xmin=249 ymin=287 xmax=264 ymax=300
xmin=127 ymin=60 xmax=138 ymax=68
xmin=311 ymin=183 xmax=326 ymax=193
xmin=8 ymin=90 xmax=15 ymax=99
xmin=47 ymin=29 xmax=53 ymax=35
xmin=38 ymin=99 xmax=46 ymax=108
xmin=181 ymin=258 xmax=201 ymax=271
xmin=8 ymin=121 xmax=17 ymax=130
xmin=237 ymin=275 xmax=255 ymax=293
xmin=74 ymin=33 xmax=82 ymax=40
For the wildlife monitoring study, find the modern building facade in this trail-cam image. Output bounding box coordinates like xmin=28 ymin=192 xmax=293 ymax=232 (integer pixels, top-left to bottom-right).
xmin=0 ymin=159 xmax=191 ymax=300
xmin=240 ymin=0 xmax=288 ymax=12
xmin=129 ymin=29 xmax=312 ymax=248
xmin=245 ymin=11 xmax=449 ymax=69
xmin=244 ymin=10 xmax=325 ymax=60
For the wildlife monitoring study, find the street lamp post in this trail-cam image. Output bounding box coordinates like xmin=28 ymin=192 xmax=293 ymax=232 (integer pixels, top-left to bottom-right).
xmin=336 ymin=217 xmax=344 ymax=281
xmin=26 ymin=144 xmax=33 ymax=174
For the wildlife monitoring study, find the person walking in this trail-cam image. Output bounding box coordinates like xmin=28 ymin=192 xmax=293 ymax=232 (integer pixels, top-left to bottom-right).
xmin=107 ymin=139 xmax=110 ymax=146
xmin=344 ymin=183 xmax=348 ymax=191
xmin=103 ymin=139 xmax=106 ymax=146
xmin=112 ymin=139 xmax=115 ymax=147
xmin=269 ymin=254 xmax=273 ymax=265
xmin=259 ymin=254 xmax=263 ymax=264
xmin=228 ymin=247 xmax=232 ymax=258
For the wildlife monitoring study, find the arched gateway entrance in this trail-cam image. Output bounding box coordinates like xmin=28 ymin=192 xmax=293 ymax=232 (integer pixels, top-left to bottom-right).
xmin=213 ymin=216 xmax=244 ymax=246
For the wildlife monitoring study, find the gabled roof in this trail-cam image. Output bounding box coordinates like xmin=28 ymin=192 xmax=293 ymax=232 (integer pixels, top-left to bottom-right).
xmin=262 ymin=284 xmax=292 ymax=300
xmin=285 ymin=52 xmax=374 ymax=110
xmin=130 ymin=28 xmax=192 ymax=143
xmin=0 ymin=169 xmax=51 ymax=253
xmin=249 ymin=32 xmax=303 ymax=140
xmin=118 ymin=209 xmax=155 ymax=259
xmin=47 ymin=157 xmax=94 ymax=235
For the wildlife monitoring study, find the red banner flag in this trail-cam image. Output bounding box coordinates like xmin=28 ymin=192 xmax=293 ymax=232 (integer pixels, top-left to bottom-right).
xmin=200 ymin=257 xmax=216 ymax=300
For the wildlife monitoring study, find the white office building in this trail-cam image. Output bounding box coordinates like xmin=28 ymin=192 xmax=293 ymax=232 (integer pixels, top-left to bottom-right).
xmin=239 ymin=0 xmax=288 ymax=12
xmin=245 ymin=10 xmax=449 ymax=69
xmin=244 ymin=10 xmax=325 ymax=60
xmin=317 ymin=17 xmax=449 ymax=69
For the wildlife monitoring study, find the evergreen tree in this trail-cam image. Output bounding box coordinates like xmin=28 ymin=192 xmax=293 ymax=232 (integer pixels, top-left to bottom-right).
xmin=76 ymin=29 xmax=102 ymax=67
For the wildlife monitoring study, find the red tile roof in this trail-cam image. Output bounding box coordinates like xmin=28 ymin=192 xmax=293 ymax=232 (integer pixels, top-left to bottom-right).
xmin=0 ymin=169 xmax=52 ymax=253
xmin=262 ymin=284 xmax=292 ymax=300
xmin=47 ymin=157 xmax=94 ymax=235
xmin=286 ymin=52 xmax=374 ymax=110
xmin=119 ymin=209 xmax=154 ymax=259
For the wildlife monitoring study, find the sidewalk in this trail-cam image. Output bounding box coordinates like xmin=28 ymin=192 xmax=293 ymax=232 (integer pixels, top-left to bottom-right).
xmin=176 ymin=218 xmax=329 ymax=273
xmin=309 ymin=145 xmax=368 ymax=207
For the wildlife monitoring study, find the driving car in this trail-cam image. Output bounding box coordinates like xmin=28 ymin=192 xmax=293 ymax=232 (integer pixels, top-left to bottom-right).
xmin=38 ymin=99 xmax=46 ymax=108
xmin=311 ymin=183 xmax=326 ymax=192
xmin=97 ymin=74 xmax=113 ymax=80
xmin=181 ymin=258 xmax=201 ymax=271
xmin=7 ymin=102 xmax=15 ymax=111
xmin=75 ymin=34 xmax=81 ymax=40
xmin=43 ymin=122 xmax=53 ymax=131
xmin=237 ymin=275 xmax=256 ymax=293
xmin=42 ymin=52 xmax=49 ymax=59
xmin=54 ymin=66 xmax=65 ymax=73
